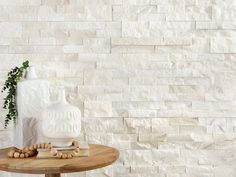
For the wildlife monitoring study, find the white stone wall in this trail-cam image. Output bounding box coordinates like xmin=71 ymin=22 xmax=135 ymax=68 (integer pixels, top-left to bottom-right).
xmin=0 ymin=0 xmax=236 ymax=176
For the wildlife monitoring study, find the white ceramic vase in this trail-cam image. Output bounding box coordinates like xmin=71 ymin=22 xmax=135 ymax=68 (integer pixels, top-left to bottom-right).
xmin=15 ymin=66 xmax=50 ymax=148
xmin=41 ymin=88 xmax=81 ymax=147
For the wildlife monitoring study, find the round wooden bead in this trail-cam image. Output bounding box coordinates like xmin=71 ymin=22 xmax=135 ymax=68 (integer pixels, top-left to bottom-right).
xmin=23 ymin=147 xmax=29 ymax=152
xmin=24 ymin=153 xmax=29 ymax=158
xmin=67 ymin=154 xmax=72 ymax=159
xmin=57 ymin=152 xmax=63 ymax=158
xmin=48 ymin=144 xmax=52 ymax=149
xmin=7 ymin=142 xmax=66 ymax=159
xmin=20 ymin=153 xmax=25 ymax=158
xmin=29 ymin=146 xmax=34 ymax=151
xmin=8 ymin=150 xmax=15 ymax=158
xmin=50 ymin=149 xmax=57 ymax=156
xmin=40 ymin=144 xmax=44 ymax=148
xmin=14 ymin=152 xmax=20 ymax=158
xmin=73 ymin=141 xmax=80 ymax=148
xmin=62 ymin=154 xmax=67 ymax=159
xmin=75 ymin=148 xmax=80 ymax=153
xmin=72 ymin=151 xmax=78 ymax=156
xmin=41 ymin=143 xmax=46 ymax=149
xmin=28 ymin=150 xmax=35 ymax=156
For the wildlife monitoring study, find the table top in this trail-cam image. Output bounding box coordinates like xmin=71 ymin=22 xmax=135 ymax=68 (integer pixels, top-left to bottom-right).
xmin=0 ymin=144 xmax=119 ymax=174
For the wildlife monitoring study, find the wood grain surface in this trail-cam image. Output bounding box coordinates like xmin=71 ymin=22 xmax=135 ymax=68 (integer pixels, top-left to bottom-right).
xmin=0 ymin=144 xmax=119 ymax=174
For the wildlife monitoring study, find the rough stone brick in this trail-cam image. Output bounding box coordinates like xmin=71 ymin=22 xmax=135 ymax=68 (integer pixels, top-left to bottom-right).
xmin=0 ymin=22 xmax=22 ymax=37
xmin=84 ymin=101 xmax=113 ymax=117
xmin=211 ymin=38 xmax=236 ymax=53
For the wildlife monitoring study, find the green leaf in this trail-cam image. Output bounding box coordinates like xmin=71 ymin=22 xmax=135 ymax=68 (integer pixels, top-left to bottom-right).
xmin=2 ymin=60 xmax=29 ymax=128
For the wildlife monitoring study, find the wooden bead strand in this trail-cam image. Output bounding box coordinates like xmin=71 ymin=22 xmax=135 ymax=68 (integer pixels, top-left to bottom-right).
xmin=8 ymin=140 xmax=80 ymax=159
xmin=8 ymin=143 xmax=51 ymax=159
xmin=50 ymin=147 xmax=80 ymax=159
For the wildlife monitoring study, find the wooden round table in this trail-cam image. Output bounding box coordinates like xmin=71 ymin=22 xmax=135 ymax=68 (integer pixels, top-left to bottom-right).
xmin=0 ymin=144 xmax=119 ymax=177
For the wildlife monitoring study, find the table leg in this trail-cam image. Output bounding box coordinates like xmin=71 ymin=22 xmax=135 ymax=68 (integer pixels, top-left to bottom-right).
xmin=45 ymin=174 xmax=61 ymax=177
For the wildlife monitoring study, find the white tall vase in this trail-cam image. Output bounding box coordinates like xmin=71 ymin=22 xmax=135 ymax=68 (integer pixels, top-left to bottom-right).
xmin=15 ymin=66 xmax=50 ymax=148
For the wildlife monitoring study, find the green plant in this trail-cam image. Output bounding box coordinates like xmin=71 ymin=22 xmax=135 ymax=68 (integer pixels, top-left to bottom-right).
xmin=1 ymin=61 xmax=29 ymax=128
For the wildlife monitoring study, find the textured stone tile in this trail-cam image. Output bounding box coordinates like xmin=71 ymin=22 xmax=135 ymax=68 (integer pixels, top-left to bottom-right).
xmin=152 ymin=149 xmax=181 ymax=165
xmin=112 ymin=37 xmax=163 ymax=45
xmin=113 ymin=5 xmax=157 ymax=21
xmin=0 ymin=22 xmax=22 ymax=37
xmin=86 ymin=133 xmax=113 ymax=145
xmin=122 ymin=21 xmax=150 ymax=37
xmin=124 ymin=118 xmax=151 ymax=132
xmin=112 ymin=45 xmax=155 ymax=53
xmin=196 ymin=22 xmax=218 ymax=30
xmin=152 ymin=118 xmax=179 ymax=134
xmin=186 ymin=165 xmax=213 ymax=176
xmin=211 ymin=38 xmax=236 ymax=53
xmin=82 ymin=117 xmax=124 ymax=133
xmin=83 ymin=38 xmax=110 ymax=53
xmin=84 ymin=70 xmax=113 ymax=85
xmin=131 ymin=165 xmax=158 ymax=173
xmin=139 ymin=133 xmax=166 ymax=142
xmin=84 ymin=101 xmax=113 ymax=117
xmin=159 ymin=165 xmax=186 ymax=174
xmin=124 ymin=150 xmax=153 ymax=165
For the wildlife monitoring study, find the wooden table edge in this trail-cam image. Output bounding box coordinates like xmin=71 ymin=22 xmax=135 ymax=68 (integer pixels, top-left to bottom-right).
xmin=0 ymin=144 xmax=119 ymax=175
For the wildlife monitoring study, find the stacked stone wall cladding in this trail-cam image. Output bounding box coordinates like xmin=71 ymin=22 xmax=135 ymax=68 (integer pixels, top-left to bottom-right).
xmin=0 ymin=0 xmax=236 ymax=176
